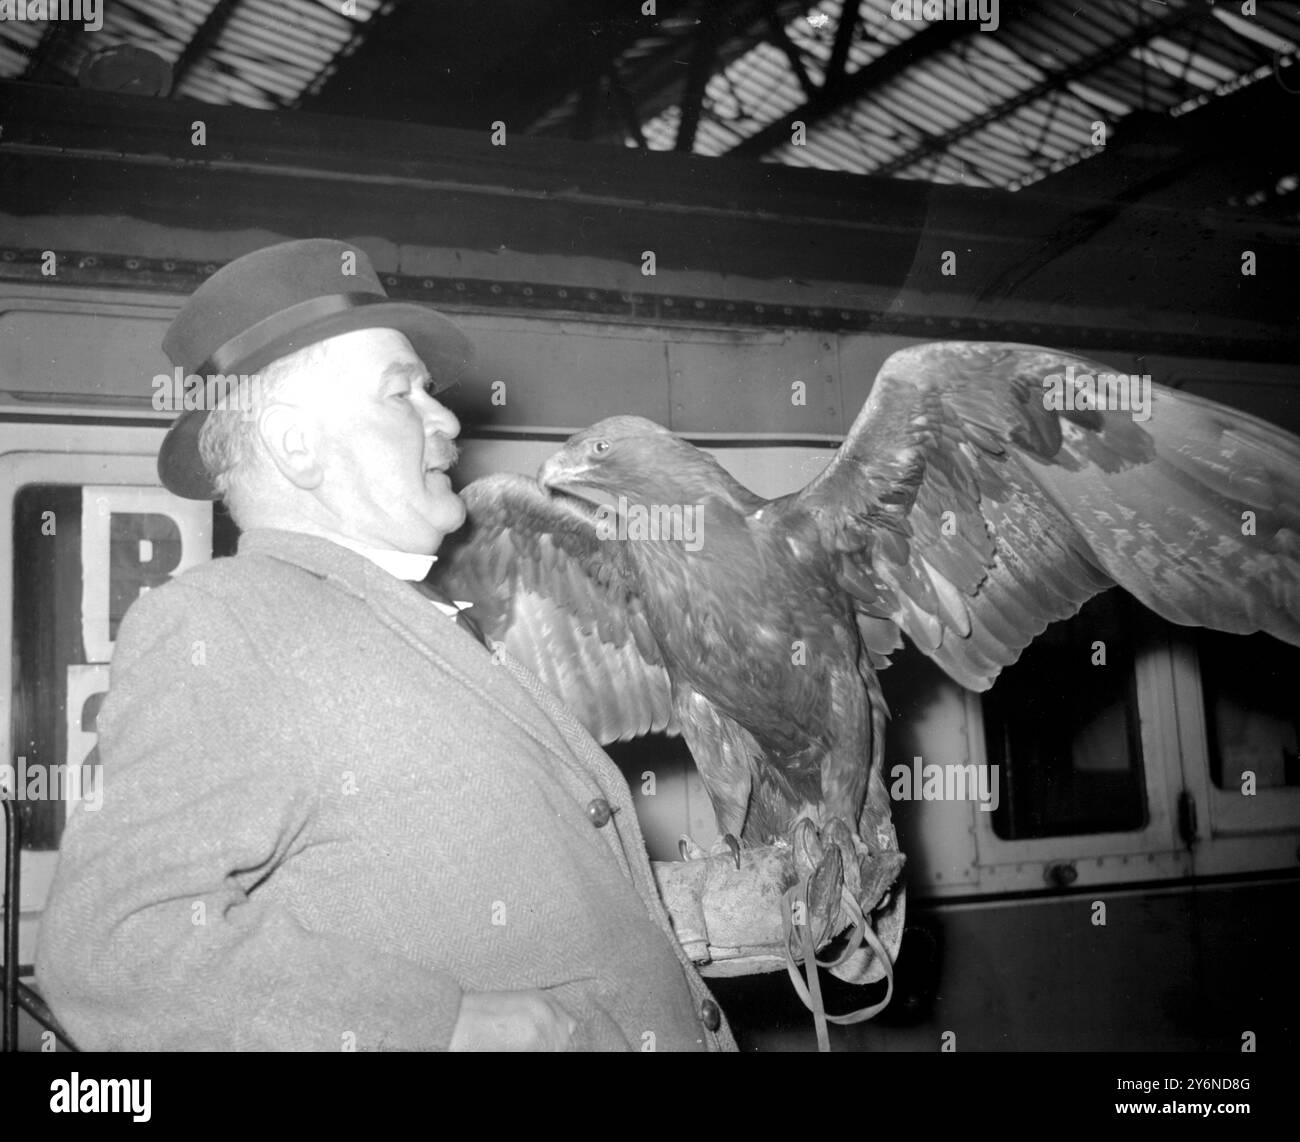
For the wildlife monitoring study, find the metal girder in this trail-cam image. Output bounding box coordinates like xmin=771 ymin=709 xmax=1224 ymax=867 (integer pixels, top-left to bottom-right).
xmin=822 ymin=0 xmax=860 ymax=98
xmin=763 ymin=0 xmax=816 ymax=99
xmin=18 ymin=18 xmax=79 ymax=82
xmin=170 ymin=0 xmax=246 ymax=92
xmin=728 ymin=18 xmax=971 ymax=157
xmin=869 ymin=1 xmax=1213 ymax=178
xmin=976 ymin=74 xmax=1299 ymax=303
xmin=676 ymin=9 xmax=723 ymax=152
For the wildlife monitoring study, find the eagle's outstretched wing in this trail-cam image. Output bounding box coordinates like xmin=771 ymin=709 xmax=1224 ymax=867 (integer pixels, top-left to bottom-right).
xmin=434 ymin=473 xmax=678 ymax=742
xmin=783 ymin=341 xmax=1300 ymax=691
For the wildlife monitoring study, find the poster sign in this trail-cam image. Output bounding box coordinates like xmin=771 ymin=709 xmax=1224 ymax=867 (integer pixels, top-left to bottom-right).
xmin=79 ymin=487 xmax=212 ymax=664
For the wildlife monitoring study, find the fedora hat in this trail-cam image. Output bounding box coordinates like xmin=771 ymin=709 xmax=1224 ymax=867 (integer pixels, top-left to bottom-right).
xmin=157 ymin=238 xmax=474 ymax=500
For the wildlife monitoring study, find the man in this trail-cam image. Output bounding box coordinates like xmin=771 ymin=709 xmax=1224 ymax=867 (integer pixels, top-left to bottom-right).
xmin=35 ymin=239 xmax=735 ymax=1051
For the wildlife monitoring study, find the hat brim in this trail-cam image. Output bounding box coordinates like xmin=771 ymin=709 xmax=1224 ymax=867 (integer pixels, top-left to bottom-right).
xmin=158 ymin=301 xmax=474 ymax=500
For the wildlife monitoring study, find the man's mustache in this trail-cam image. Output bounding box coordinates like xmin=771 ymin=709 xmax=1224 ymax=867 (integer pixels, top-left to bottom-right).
xmin=426 ymin=437 xmax=459 ymax=469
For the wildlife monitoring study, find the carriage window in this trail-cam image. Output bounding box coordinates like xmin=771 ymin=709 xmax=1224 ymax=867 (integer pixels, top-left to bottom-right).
xmin=982 ymin=589 xmax=1147 ymax=840
xmin=9 ymin=485 xmax=223 ymax=850
xmin=1198 ymin=630 xmax=1300 ymax=792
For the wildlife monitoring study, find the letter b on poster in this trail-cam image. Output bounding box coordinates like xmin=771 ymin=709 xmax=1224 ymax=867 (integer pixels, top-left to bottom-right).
xmin=80 ymin=486 xmax=212 ymax=663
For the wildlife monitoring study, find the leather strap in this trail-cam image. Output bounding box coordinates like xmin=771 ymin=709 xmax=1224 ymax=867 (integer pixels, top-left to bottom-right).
xmin=781 ymin=875 xmax=896 ymax=1052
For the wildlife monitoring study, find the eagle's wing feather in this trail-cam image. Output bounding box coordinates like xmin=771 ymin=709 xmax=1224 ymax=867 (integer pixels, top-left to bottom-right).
xmin=433 ymin=473 xmax=679 ymax=741
xmin=784 ymin=342 xmax=1300 ymax=691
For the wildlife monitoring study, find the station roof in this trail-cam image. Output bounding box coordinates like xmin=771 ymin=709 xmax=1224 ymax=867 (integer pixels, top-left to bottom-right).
xmin=1 ymin=0 xmax=1296 ymax=224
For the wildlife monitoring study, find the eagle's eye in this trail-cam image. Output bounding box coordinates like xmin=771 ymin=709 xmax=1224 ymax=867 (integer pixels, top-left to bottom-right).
xmin=591 ymin=439 xmax=611 ymax=455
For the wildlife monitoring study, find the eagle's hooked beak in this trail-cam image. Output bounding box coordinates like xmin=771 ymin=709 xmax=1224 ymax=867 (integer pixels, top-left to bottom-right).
xmin=538 ymin=451 xmax=621 ymax=510
xmin=538 ymin=452 xmax=594 ymax=493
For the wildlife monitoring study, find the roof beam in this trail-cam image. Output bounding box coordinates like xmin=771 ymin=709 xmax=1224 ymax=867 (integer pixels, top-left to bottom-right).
xmin=727 ymin=18 xmax=970 ymax=157
xmin=762 ymin=0 xmax=816 ymax=100
xmin=870 ymin=1 xmax=1211 ymax=177
xmin=675 ymin=10 xmax=723 ymax=152
xmin=821 ymin=0 xmax=860 ymax=98
xmin=19 ymin=19 xmax=80 ymax=83
xmin=171 ymin=0 xmax=246 ymax=92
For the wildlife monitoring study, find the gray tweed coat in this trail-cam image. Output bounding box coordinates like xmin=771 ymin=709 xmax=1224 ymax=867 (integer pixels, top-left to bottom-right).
xmin=36 ymin=528 xmax=736 ymax=1051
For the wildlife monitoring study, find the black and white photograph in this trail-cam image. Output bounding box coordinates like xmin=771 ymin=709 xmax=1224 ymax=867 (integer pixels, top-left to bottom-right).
xmin=0 ymin=0 xmax=1296 ymax=1121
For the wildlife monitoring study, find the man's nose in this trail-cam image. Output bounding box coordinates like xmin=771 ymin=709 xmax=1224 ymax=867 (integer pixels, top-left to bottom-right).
xmin=423 ymin=396 xmax=460 ymax=440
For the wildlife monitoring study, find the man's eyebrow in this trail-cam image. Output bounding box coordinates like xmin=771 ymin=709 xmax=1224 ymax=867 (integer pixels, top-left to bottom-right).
xmin=379 ymin=362 xmax=431 ymax=385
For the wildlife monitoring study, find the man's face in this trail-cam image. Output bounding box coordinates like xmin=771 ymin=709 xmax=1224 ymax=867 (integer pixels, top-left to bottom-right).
xmin=299 ymin=327 xmax=466 ymax=553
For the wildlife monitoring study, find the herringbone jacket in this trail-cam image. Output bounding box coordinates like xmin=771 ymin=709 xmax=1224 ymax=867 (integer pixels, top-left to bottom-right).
xmin=36 ymin=528 xmax=736 ymax=1051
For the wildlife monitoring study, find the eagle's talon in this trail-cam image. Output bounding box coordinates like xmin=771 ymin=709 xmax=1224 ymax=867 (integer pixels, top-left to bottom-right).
xmin=724 ymin=833 xmax=741 ymax=870
xmin=822 ymin=816 xmax=862 ymax=901
xmin=678 ymin=834 xmax=708 ymax=862
xmin=807 ymin=841 xmax=845 ymax=948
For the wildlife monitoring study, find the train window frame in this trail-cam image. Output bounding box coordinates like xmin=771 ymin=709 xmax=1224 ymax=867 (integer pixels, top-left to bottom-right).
xmin=961 ymin=623 xmax=1187 ymax=893
xmin=1166 ymin=631 xmax=1300 ymax=877
xmin=0 ymin=447 xmax=212 ymax=964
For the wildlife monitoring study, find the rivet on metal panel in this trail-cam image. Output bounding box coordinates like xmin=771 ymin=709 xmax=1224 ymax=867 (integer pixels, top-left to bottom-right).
xmin=1044 ymin=861 xmax=1078 ymax=888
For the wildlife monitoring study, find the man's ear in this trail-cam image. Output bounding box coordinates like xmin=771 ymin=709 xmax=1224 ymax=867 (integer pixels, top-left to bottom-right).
xmin=258 ymin=402 xmax=324 ymax=490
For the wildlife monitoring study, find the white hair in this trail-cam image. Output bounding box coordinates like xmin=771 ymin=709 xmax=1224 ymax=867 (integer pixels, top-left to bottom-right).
xmin=197 ymin=340 xmax=328 ymax=516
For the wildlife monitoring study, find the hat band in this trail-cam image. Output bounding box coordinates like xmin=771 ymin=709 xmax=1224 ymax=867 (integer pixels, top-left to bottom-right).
xmin=197 ymin=292 xmax=391 ymax=375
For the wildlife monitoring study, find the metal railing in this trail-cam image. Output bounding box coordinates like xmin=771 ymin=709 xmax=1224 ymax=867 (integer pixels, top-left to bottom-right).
xmin=2 ymin=794 xmax=76 ymax=1051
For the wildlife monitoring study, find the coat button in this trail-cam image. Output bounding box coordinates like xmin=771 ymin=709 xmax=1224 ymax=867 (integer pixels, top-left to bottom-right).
xmin=586 ymin=798 xmax=613 ymax=827
xmin=699 ymin=998 xmax=722 ymax=1032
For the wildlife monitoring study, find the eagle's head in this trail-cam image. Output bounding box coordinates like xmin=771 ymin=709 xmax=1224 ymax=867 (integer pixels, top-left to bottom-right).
xmin=538 ymin=416 xmax=679 ymax=508
xmin=539 ymin=415 xmax=762 ymax=519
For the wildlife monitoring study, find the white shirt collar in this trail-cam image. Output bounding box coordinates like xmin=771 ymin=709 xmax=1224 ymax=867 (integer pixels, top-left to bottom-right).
xmin=328 ymin=537 xmax=472 ymax=619
xmin=330 ymin=536 xmax=437 ymax=582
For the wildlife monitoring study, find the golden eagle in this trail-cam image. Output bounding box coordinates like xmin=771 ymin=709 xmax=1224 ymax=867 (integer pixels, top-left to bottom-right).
xmin=434 ymin=342 xmax=1300 ymax=942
